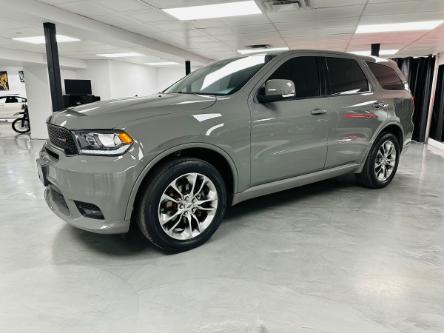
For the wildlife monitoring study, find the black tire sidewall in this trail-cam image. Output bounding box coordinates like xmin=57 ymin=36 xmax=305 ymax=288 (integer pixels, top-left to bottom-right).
xmin=366 ymin=133 xmax=400 ymax=188
xmin=12 ymin=119 xmax=29 ymax=134
xmin=138 ymin=158 xmax=227 ymax=252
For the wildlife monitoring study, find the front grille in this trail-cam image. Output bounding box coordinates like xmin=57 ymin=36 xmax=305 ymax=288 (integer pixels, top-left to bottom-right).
xmin=47 ymin=124 xmax=78 ymax=155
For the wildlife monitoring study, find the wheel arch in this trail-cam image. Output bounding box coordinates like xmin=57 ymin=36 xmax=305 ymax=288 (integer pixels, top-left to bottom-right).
xmin=124 ymin=143 xmax=239 ymax=222
xmin=379 ymin=123 xmax=404 ymax=150
xmin=357 ymin=122 xmax=404 ymax=173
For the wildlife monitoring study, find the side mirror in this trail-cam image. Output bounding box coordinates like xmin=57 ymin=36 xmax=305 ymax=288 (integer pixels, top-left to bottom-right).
xmin=257 ymin=79 xmax=296 ymax=103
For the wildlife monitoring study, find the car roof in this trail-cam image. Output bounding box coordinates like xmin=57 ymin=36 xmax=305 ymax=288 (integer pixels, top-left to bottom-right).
xmin=236 ymin=49 xmax=395 ymax=66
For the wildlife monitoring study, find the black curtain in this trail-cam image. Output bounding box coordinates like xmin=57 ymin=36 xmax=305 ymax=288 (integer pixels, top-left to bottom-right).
xmin=394 ymin=56 xmax=435 ymax=142
xmin=429 ymin=65 xmax=444 ymax=142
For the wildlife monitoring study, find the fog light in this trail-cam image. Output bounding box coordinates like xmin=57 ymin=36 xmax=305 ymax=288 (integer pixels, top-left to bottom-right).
xmin=75 ymin=201 xmax=104 ymax=220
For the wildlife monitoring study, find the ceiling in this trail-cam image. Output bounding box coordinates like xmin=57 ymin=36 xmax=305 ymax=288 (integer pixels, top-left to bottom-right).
xmin=1 ymin=0 xmax=444 ymax=66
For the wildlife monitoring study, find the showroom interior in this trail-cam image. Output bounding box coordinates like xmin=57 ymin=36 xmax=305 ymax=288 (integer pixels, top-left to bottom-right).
xmin=1 ymin=0 xmax=444 ymax=332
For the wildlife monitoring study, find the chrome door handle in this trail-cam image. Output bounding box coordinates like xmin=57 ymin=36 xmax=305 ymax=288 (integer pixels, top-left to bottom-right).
xmin=374 ymin=102 xmax=389 ymax=109
xmin=311 ymin=108 xmax=327 ymax=115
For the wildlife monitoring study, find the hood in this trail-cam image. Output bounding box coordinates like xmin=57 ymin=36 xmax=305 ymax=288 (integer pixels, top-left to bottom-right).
xmin=49 ymin=93 xmax=217 ymax=129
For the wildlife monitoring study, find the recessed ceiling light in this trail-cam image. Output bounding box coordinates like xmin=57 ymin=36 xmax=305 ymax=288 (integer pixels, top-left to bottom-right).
xmin=96 ymin=52 xmax=144 ymax=58
xmin=356 ymin=20 xmax=444 ymax=33
xmin=351 ymin=49 xmax=399 ymax=56
xmin=12 ymin=35 xmax=80 ymax=44
xmin=145 ymin=62 xmax=180 ymax=66
xmin=163 ymin=1 xmax=261 ymax=20
xmin=237 ymin=47 xmax=289 ymax=55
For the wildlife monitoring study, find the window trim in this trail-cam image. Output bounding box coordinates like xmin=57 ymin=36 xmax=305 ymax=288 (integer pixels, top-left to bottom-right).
xmin=365 ymin=61 xmax=405 ymax=91
xmin=323 ymin=56 xmax=373 ymax=97
xmin=253 ymin=55 xmax=324 ymax=102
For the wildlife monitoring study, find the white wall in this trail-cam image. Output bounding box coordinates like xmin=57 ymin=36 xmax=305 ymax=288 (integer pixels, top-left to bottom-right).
xmin=438 ymin=53 xmax=444 ymax=66
xmin=0 ymin=66 xmax=77 ymax=97
xmin=156 ymin=67 xmax=187 ymax=92
xmin=76 ymin=60 xmax=112 ymax=100
xmin=109 ymin=61 xmax=157 ymax=98
xmin=76 ymin=60 xmax=195 ymax=100
xmin=77 ymin=60 xmax=159 ymax=100
xmin=0 ymin=66 xmax=26 ymax=97
xmin=23 ymin=64 xmax=52 ymax=139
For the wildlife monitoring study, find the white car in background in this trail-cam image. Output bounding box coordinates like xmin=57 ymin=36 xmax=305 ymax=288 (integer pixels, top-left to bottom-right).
xmin=0 ymin=95 xmax=27 ymax=119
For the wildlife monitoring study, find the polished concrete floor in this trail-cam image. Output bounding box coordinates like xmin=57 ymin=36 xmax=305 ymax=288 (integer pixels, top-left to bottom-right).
xmin=1 ymin=123 xmax=444 ymax=333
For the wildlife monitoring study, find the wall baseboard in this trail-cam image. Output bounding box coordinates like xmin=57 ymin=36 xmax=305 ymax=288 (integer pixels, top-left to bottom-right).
xmin=428 ymin=138 xmax=444 ymax=151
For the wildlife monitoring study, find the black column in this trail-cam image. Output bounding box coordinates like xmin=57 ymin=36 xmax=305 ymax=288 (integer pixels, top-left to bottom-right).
xmin=371 ymin=43 xmax=381 ymax=57
xmin=185 ymin=60 xmax=191 ymax=75
xmin=43 ymin=22 xmax=64 ymax=112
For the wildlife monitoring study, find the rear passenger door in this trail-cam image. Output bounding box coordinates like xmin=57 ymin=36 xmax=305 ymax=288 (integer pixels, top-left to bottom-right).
xmin=322 ymin=56 xmax=384 ymax=168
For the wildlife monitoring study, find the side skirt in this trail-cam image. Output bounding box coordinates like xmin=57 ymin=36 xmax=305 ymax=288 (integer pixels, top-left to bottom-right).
xmin=232 ymin=163 xmax=360 ymax=205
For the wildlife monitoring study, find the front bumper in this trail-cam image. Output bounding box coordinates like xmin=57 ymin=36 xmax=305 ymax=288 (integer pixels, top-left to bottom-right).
xmin=38 ymin=142 xmax=141 ymax=234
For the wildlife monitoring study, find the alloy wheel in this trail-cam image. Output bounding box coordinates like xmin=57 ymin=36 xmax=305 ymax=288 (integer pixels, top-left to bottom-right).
xmin=158 ymin=173 xmax=218 ymax=240
xmin=374 ymin=140 xmax=397 ymax=182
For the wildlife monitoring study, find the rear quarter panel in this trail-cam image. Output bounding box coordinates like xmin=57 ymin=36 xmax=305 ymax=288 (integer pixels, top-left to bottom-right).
xmin=363 ymin=58 xmax=414 ymax=147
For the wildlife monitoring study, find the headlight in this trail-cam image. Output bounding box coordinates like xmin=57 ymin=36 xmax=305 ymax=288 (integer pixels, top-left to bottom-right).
xmin=73 ymin=130 xmax=133 ymax=156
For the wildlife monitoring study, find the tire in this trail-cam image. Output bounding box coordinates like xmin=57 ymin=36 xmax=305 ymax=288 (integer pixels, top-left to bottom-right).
xmin=12 ymin=118 xmax=30 ymax=134
xmin=136 ymin=158 xmax=227 ymax=252
xmin=357 ymin=132 xmax=400 ymax=188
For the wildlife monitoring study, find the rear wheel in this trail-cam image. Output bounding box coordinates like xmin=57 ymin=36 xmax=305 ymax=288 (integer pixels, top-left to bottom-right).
xmin=136 ymin=158 xmax=227 ymax=252
xmin=357 ymin=132 xmax=400 ymax=188
xmin=12 ymin=118 xmax=30 ymax=134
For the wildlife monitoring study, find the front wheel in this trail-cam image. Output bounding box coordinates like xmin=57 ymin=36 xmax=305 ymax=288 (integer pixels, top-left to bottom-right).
xmin=356 ymin=132 xmax=400 ymax=188
xmin=136 ymin=158 xmax=227 ymax=252
xmin=12 ymin=118 xmax=30 ymax=134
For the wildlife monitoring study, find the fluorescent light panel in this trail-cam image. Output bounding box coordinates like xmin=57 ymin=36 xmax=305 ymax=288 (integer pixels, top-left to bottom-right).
xmin=351 ymin=49 xmax=399 ymax=56
xmin=145 ymin=62 xmax=179 ymax=66
xmin=12 ymin=35 xmax=80 ymax=44
xmin=237 ymin=47 xmax=289 ymax=55
xmin=97 ymin=52 xmax=143 ymax=58
xmin=163 ymin=1 xmax=261 ymax=20
xmin=356 ymin=20 xmax=444 ymax=33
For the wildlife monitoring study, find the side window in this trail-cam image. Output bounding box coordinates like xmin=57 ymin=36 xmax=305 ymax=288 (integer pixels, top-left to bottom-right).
xmin=5 ymin=96 xmax=18 ymax=103
xmin=367 ymin=62 xmax=404 ymax=90
xmin=268 ymin=56 xmax=320 ymax=99
xmin=326 ymin=57 xmax=369 ymax=95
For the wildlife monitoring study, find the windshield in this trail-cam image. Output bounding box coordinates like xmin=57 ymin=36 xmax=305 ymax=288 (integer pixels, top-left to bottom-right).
xmin=164 ymin=54 xmax=274 ymax=96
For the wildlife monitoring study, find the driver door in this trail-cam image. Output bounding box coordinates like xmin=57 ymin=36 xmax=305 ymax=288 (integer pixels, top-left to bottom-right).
xmin=249 ymin=56 xmax=329 ymax=186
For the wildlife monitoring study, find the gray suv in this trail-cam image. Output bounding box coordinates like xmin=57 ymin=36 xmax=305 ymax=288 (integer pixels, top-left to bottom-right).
xmin=37 ymin=50 xmax=414 ymax=252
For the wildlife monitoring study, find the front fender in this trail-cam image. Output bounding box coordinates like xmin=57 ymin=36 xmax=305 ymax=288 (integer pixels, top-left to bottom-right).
xmin=123 ymin=142 xmax=239 ymax=222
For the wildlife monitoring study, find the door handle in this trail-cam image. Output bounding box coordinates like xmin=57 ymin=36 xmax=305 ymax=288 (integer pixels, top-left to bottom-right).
xmin=373 ymin=102 xmax=389 ymax=109
xmin=311 ymin=108 xmax=327 ymax=115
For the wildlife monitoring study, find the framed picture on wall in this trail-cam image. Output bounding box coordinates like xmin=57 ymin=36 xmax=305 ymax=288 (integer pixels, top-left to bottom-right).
xmin=0 ymin=71 xmax=9 ymax=91
xmin=19 ymin=70 xmax=25 ymax=83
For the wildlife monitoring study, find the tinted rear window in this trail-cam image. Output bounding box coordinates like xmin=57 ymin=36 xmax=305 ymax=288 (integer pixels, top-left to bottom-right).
xmin=326 ymin=57 xmax=369 ymax=95
xmin=268 ymin=56 xmax=320 ymax=99
xmin=367 ymin=62 xmax=404 ymax=90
